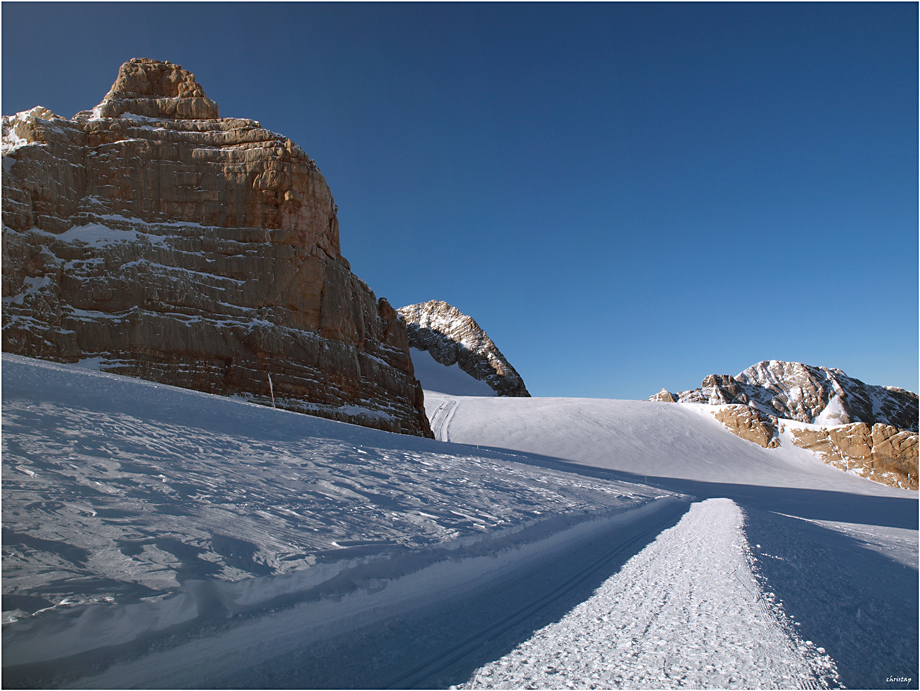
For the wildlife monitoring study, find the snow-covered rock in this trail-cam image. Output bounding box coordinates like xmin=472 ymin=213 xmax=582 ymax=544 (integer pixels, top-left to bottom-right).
xmin=1 ymin=58 xmax=430 ymax=437
xmin=657 ymin=360 xmax=917 ymax=431
xmin=398 ymin=300 xmax=529 ymax=397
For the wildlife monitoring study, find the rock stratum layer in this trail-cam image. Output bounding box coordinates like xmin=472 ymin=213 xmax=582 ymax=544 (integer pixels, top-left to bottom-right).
xmin=789 ymin=423 xmax=917 ymax=490
xmin=397 ymin=300 xmax=529 ymax=397
xmin=651 ymin=361 xmax=917 ymax=489
xmin=2 ymin=58 xmax=431 ymax=437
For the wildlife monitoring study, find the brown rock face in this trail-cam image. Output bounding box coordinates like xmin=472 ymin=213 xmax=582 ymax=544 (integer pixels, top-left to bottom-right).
xmin=2 ymin=58 xmax=432 ymax=437
xmin=713 ymin=405 xmax=780 ymax=449
xmin=790 ymin=424 xmax=918 ymax=490
xmin=397 ymin=300 xmax=529 ymax=397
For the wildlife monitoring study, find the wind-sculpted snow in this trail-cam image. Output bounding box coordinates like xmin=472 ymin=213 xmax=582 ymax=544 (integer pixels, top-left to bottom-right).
xmin=3 ymin=356 xmax=916 ymax=689
xmin=1 ymin=355 xmax=675 ymax=686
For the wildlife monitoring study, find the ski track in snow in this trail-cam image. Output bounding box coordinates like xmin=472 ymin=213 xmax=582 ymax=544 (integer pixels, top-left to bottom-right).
xmin=461 ymin=498 xmax=837 ymax=690
xmin=428 ymin=395 xmax=459 ymax=442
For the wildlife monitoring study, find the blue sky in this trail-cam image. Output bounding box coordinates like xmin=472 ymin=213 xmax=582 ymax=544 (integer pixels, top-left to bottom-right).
xmin=3 ymin=2 xmax=917 ymax=399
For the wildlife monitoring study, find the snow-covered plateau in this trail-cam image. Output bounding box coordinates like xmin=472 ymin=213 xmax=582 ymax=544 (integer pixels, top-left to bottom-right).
xmin=2 ymin=355 xmax=917 ymax=689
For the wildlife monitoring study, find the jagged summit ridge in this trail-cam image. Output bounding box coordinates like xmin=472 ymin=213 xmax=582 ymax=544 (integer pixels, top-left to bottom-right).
xmin=655 ymin=360 xmax=917 ymax=431
xmin=398 ymin=300 xmax=530 ymax=397
xmin=2 ymin=58 xmax=431 ymax=437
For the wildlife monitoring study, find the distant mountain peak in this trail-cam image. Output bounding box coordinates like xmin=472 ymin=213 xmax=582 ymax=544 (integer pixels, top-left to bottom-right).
xmin=398 ymin=300 xmax=530 ymax=397
xmin=650 ymin=360 xmax=918 ymax=489
xmin=654 ymin=360 xmax=917 ymax=431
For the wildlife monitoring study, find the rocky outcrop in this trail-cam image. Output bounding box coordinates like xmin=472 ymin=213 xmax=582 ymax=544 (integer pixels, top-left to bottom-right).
xmin=397 ymin=300 xmax=529 ymax=397
xmin=713 ymin=405 xmax=780 ymax=449
xmin=651 ymin=361 xmax=917 ymax=489
xmin=2 ymin=58 xmax=431 ymax=437
xmin=790 ymin=424 xmax=918 ymax=490
xmin=655 ymin=360 xmax=917 ymax=431
xmin=649 ymin=388 xmax=677 ymax=403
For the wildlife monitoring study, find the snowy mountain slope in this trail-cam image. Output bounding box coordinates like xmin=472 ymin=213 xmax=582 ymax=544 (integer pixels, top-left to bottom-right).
xmin=409 ymin=346 xmax=496 ymax=396
xmin=1 ymin=354 xmax=678 ymax=686
xmin=424 ymin=392 xmax=919 ymax=689
xmin=423 ymin=392 xmax=904 ymax=492
xmin=650 ymin=361 xmax=919 ymax=490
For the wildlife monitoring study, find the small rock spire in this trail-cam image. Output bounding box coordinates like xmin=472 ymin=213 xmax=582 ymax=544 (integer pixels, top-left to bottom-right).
xmin=95 ymin=58 xmax=219 ymax=120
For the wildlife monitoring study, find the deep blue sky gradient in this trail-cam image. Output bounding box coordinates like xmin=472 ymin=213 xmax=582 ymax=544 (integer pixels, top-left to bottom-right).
xmin=3 ymin=2 xmax=917 ymax=398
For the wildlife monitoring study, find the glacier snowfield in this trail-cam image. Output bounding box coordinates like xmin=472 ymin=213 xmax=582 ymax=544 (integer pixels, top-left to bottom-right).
xmin=2 ymin=354 xmax=917 ymax=689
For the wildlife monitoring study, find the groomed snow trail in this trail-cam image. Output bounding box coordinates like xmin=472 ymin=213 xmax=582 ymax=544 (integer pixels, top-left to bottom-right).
xmin=462 ymin=498 xmax=838 ymax=690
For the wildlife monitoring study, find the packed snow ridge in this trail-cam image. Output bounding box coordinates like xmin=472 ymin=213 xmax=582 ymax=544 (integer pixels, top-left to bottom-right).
xmin=462 ymin=499 xmax=837 ymax=689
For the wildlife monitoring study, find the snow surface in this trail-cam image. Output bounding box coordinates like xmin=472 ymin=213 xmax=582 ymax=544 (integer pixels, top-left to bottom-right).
xmin=813 ymin=394 xmax=850 ymax=426
xmin=2 ymin=356 xmax=916 ymax=689
xmin=429 ymin=394 xmax=911 ymax=492
xmin=409 ymin=347 xmax=496 ymax=397
xmin=31 ymin=221 xmax=171 ymax=248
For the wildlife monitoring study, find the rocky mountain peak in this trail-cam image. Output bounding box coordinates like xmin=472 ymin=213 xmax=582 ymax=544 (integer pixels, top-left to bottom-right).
xmin=398 ymin=300 xmax=529 ymax=397
xmin=94 ymin=58 xmax=218 ymax=120
xmin=650 ymin=360 xmax=918 ymax=489
xmin=2 ymin=58 xmax=431 ymax=437
xmin=654 ymin=360 xmax=917 ymax=431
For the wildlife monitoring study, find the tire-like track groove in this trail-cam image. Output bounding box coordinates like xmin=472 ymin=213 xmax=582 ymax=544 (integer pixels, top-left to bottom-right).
xmin=383 ymin=501 xmax=689 ymax=689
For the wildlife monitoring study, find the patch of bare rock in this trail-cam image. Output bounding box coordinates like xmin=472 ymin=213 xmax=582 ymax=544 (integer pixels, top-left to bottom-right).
xmin=397 ymin=300 xmax=529 ymax=397
xmin=651 ymin=361 xmax=917 ymax=490
xmin=789 ymin=423 xmax=918 ymax=490
xmin=2 ymin=58 xmax=431 ymax=437
xmin=713 ymin=405 xmax=781 ymax=449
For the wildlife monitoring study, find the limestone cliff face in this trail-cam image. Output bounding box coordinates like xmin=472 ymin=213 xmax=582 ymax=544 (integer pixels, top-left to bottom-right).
xmin=397 ymin=300 xmax=529 ymax=397
xmin=789 ymin=423 xmax=918 ymax=490
xmin=2 ymin=58 xmax=431 ymax=437
xmin=712 ymin=405 xmax=780 ymax=449
xmin=650 ymin=360 xmax=917 ymax=489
